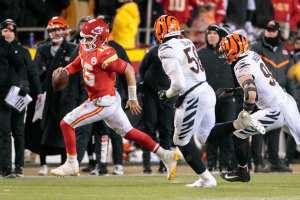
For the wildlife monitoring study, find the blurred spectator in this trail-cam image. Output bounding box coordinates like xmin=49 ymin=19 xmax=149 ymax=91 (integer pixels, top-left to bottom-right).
xmin=93 ymin=0 xmax=118 ymax=19
xmin=198 ymin=0 xmax=225 ymax=24
xmin=33 ymin=16 xmax=84 ymax=175
xmin=137 ymin=0 xmax=164 ymax=44
xmin=111 ymin=0 xmax=141 ymax=49
xmin=44 ymin=0 xmax=70 ymax=26
xmin=157 ymin=0 xmax=201 ymax=25
xmin=18 ymin=0 xmax=46 ymax=27
xmin=252 ymin=0 xmax=274 ymax=29
xmin=0 ymin=0 xmax=21 ymax=23
xmin=291 ymin=36 xmax=300 ymax=63
xmin=251 ymin=20 xmax=296 ymax=172
xmin=139 ymin=45 xmax=175 ymax=174
xmin=287 ymin=36 xmax=300 ymax=81
xmin=285 ymin=35 xmax=300 ymax=167
xmin=197 ymin=24 xmax=236 ymax=173
xmin=272 ymin=0 xmax=300 ymax=40
xmin=63 ymin=0 xmax=94 ymax=29
xmin=226 ymin=0 xmax=256 ymax=31
xmin=186 ymin=8 xmax=208 ymax=49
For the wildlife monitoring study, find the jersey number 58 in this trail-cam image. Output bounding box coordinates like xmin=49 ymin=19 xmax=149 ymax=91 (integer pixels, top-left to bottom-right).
xmin=184 ymin=46 xmax=204 ymax=74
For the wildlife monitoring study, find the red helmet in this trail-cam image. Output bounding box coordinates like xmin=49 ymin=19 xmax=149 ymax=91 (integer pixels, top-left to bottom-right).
xmin=80 ymin=18 xmax=109 ymax=50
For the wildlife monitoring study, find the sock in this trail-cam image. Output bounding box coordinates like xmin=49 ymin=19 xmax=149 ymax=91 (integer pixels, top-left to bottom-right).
xmin=199 ymin=169 xmax=215 ymax=181
xmin=125 ymin=128 xmax=159 ymax=152
xmin=60 ymin=120 xmax=77 ymax=156
xmin=207 ymin=121 xmax=235 ymax=142
xmin=67 ymin=154 xmax=77 ymax=163
xmin=233 ymin=135 xmax=250 ymax=166
xmin=179 ymin=138 xmax=206 ymax=174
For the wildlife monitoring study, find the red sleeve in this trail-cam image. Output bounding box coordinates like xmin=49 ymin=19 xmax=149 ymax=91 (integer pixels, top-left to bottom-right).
xmin=99 ymin=47 xmax=128 ymax=74
xmin=65 ymin=55 xmax=82 ymax=75
xmin=106 ymin=58 xmax=128 ymax=74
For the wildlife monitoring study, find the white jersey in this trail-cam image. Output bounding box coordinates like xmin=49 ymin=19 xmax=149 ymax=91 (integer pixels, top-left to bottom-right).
xmin=158 ymin=38 xmax=206 ymax=95
xmin=234 ymin=51 xmax=286 ymax=109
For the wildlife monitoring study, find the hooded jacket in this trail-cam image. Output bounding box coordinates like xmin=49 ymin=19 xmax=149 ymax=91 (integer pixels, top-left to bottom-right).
xmin=111 ymin=2 xmax=140 ymax=49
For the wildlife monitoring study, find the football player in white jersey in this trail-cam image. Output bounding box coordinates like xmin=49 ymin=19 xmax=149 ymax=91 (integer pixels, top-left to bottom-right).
xmin=219 ymin=33 xmax=300 ymax=182
xmin=153 ymin=15 xmax=265 ymax=187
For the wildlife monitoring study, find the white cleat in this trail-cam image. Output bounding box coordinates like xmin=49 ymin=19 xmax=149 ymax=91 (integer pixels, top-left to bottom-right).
xmin=113 ymin=165 xmax=124 ymax=176
xmin=233 ymin=111 xmax=265 ymax=139
xmin=161 ymin=149 xmax=180 ymax=180
xmin=38 ymin=165 xmax=48 ymax=176
xmin=50 ymin=161 xmax=80 ymax=177
xmin=186 ymin=178 xmax=217 ymax=188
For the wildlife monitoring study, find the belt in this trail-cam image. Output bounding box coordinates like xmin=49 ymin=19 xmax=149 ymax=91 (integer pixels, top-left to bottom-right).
xmin=175 ymin=81 xmax=205 ymax=108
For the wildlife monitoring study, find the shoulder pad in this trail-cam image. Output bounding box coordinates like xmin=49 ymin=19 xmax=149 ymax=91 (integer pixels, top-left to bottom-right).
xmin=98 ymin=46 xmax=118 ymax=69
xmin=158 ymin=43 xmax=175 ymax=59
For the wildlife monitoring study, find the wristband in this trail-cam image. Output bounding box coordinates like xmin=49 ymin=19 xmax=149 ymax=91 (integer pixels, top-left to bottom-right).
xmin=128 ymin=85 xmax=137 ymax=100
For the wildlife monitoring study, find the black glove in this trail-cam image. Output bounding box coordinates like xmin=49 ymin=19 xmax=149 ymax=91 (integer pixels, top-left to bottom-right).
xmin=18 ymin=81 xmax=30 ymax=97
xmin=158 ymin=90 xmax=168 ymax=101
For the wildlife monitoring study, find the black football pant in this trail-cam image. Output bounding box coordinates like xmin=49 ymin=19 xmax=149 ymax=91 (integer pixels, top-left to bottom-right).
xmin=206 ymin=96 xmax=238 ymax=170
xmin=141 ymin=89 xmax=174 ymax=170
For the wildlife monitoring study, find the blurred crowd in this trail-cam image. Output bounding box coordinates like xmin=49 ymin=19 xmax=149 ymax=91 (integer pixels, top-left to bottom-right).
xmin=1 ymin=0 xmax=300 ymax=178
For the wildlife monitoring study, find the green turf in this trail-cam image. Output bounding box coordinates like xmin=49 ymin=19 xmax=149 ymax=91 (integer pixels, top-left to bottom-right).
xmin=1 ymin=174 xmax=300 ymax=200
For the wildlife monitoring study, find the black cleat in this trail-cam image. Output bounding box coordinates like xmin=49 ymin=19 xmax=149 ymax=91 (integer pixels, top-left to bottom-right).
xmin=221 ymin=166 xmax=250 ymax=182
xmin=81 ymin=160 xmax=96 ymax=172
xmin=15 ymin=167 xmax=24 ymax=177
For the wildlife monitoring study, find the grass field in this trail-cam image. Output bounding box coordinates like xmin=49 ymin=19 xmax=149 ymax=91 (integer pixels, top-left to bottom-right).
xmin=1 ymin=173 xmax=300 ymax=200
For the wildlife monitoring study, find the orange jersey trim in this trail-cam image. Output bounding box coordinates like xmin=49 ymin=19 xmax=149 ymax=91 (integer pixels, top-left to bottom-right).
xmin=261 ymin=55 xmax=289 ymax=68
xmin=70 ymin=106 xmax=104 ymax=127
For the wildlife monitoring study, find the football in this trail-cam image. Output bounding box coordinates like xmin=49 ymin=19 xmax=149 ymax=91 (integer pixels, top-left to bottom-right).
xmin=52 ymin=67 xmax=69 ymax=91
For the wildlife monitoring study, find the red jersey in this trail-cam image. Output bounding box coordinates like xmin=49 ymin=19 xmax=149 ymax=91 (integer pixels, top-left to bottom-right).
xmin=159 ymin=0 xmax=200 ymax=24
xmin=65 ymin=44 xmax=128 ymax=99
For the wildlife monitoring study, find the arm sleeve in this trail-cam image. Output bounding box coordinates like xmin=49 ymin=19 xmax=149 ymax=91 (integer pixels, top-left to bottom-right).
xmin=65 ymin=55 xmax=82 ymax=75
xmin=234 ymin=61 xmax=252 ymax=86
xmin=159 ymin=46 xmax=185 ymax=93
xmin=105 ymin=58 xmax=128 ymax=74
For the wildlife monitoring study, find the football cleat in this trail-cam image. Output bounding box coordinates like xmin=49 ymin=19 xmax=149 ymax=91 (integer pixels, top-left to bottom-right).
xmin=50 ymin=161 xmax=80 ymax=177
xmin=186 ymin=178 xmax=217 ymax=188
xmin=112 ymin=165 xmax=124 ymax=176
xmin=220 ymin=166 xmax=250 ymax=182
xmin=233 ymin=111 xmax=265 ymax=139
xmin=38 ymin=165 xmax=48 ymax=176
xmin=161 ymin=149 xmax=180 ymax=180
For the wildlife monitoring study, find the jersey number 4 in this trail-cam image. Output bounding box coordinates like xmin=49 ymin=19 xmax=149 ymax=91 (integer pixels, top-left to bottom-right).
xmin=184 ymin=46 xmax=204 ymax=74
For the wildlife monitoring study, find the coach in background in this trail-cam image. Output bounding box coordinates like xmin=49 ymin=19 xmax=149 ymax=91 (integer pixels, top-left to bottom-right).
xmin=197 ymin=24 xmax=238 ymax=173
xmin=33 ymin=17 xmax=82 ymax=175
xmin=0 ymin=19 xmax=42 ymax=178
xmin=251 ymin=20 xmax=297 ymax=173
xmin=139 ymin=45 xmax=175 ymax=174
